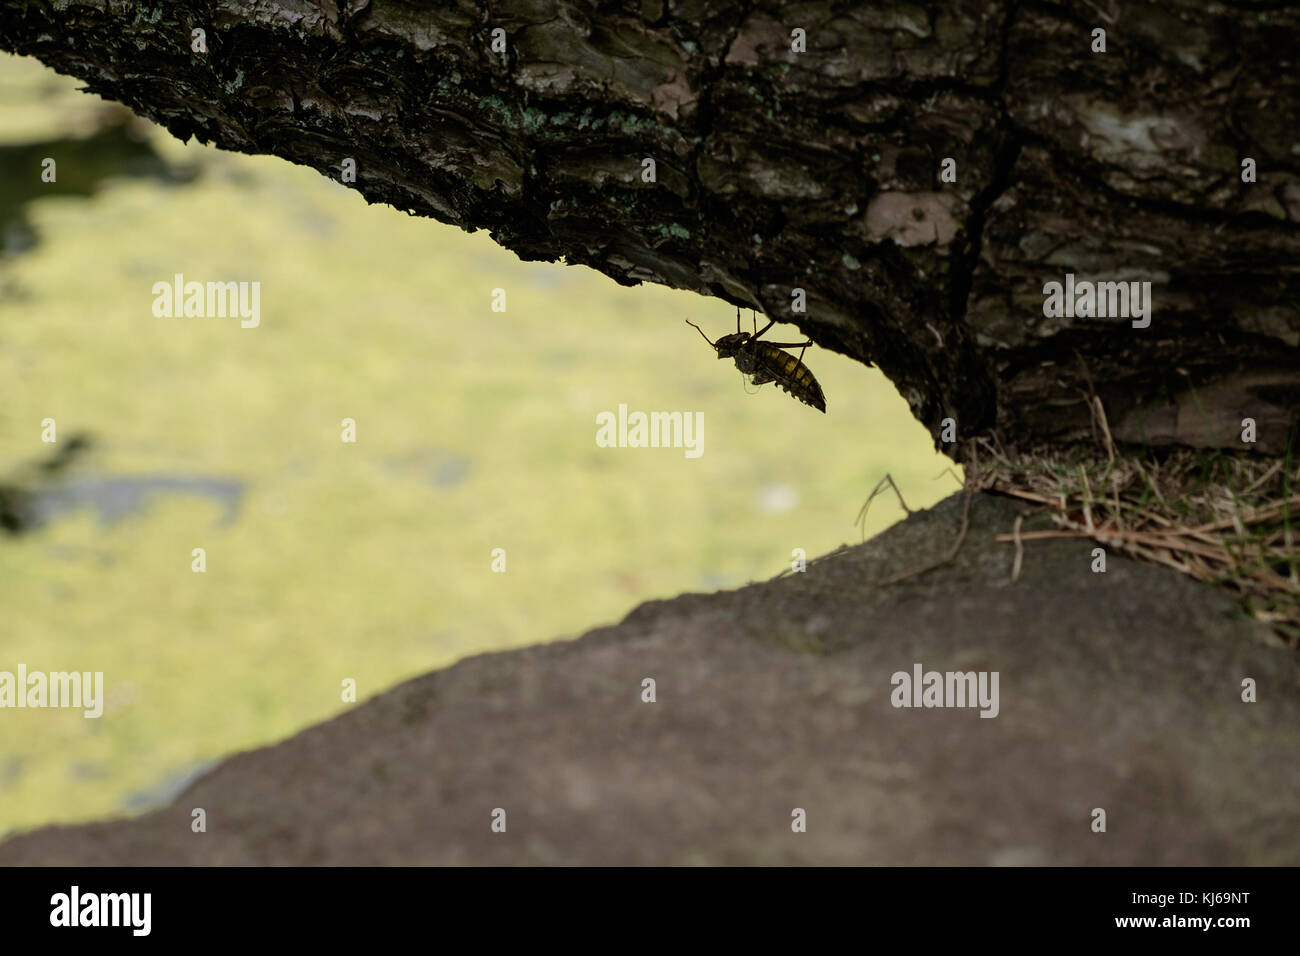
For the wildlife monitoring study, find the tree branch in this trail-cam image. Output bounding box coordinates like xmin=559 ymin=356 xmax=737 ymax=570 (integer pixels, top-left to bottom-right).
xmin=3 ymin=0 xmax=1297 ymax=454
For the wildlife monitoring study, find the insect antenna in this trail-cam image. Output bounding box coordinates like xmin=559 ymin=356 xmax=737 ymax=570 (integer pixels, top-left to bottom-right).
xmin=684 ymin=317 xmax=716 ymax=346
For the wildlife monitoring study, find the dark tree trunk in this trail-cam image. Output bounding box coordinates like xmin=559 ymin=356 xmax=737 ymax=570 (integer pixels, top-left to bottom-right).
xmin=3 ymin=1 xmax=1297 ymax=455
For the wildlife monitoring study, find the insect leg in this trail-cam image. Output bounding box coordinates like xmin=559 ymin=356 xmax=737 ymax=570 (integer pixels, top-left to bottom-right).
xmin=765 ymin=340 xmax=813 ymax=351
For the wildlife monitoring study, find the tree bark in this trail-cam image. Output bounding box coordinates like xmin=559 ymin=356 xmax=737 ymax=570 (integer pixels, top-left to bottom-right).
xmin=3 ymin=1 xmax=1297 ymax=455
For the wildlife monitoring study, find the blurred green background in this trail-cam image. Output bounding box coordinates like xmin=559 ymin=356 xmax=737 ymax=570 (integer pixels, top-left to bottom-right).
xmin=0 ymin=52 xmax=958 ymax=835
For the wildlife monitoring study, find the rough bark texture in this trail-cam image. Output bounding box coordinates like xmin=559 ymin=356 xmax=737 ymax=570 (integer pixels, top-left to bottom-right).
xmin=2 ymin=1 xmax=1298 ymax=454
xmin=2 ymin=493 xmax=1297 ymax=865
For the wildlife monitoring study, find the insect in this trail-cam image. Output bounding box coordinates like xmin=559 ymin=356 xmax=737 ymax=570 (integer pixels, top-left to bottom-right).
xmin=685 ymin=309 xmax=826 ymax=412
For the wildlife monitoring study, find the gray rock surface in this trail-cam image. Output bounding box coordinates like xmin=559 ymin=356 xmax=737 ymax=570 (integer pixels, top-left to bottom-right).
xmin=3 ymin=492 xmax=1297 ymax=865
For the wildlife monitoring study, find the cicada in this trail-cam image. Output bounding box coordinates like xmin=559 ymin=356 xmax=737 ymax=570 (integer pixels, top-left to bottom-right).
xmin=685 ymin=309 xmax=826 ymax=412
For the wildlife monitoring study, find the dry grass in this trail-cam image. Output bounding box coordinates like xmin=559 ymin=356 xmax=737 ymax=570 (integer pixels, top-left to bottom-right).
xmin=968 ymin=430 xmax=1300 ymax=646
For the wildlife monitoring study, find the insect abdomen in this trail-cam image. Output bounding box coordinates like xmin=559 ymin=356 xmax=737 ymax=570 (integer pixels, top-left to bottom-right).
xmin=753 ymin=343 xmax=826 ymax=412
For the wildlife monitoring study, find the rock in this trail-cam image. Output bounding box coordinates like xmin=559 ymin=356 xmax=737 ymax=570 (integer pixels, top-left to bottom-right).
xmin=2 ymin=492 xmax=1296 ymax=865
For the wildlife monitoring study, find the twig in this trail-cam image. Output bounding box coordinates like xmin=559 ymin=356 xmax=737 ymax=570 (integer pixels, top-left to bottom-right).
xmin=871 ymin=479 xmax=975 ymax=587
xmin=1079 ymin=465 xmax=1094 ymax=531
xmin=933 ymin=467 xmax=965 ymax=487
xmin=1010 ymin=513 xmax=1025 ymax=583
xmin=774 ymin=543 xmax=851 ymax=579
xmin=1243 ymin=459 xmax=1284 ymax=495
xmin=856 ymin=474 xmax=913 ymax=540
xmin=1093 ymin=396 xmax=1116 ymax=465
xmin=990 ymin=484 xmax=1059 ymax=507
xmin=1189 ymin=494 xmax=1300 ymax=533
